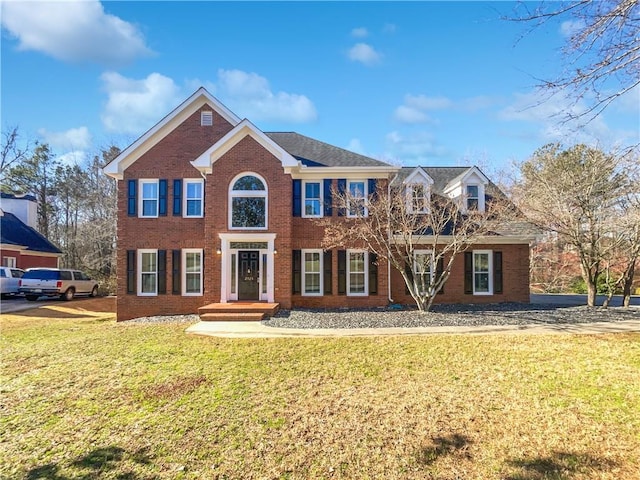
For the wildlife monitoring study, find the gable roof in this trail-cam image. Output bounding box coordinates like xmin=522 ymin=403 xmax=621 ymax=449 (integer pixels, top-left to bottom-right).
xmin=265 ymin=132 xmax=391 ymax=167
xmin=103 ymin=87 xmax=241 ymax=179
xmin=395 ymin=167 xmax=472 ymax=193
xmin=0 ymin=211 xmax=62 ymax=254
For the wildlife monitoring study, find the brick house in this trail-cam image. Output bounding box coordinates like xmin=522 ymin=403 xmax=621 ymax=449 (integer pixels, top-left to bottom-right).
xmin=0 ymin=193 xmax=62 ymax=269
xmin=104 ymin=88 xmax=534 ymax=321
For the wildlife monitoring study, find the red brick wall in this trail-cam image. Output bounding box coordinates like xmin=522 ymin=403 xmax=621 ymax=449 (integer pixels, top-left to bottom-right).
xmin=390 ymin=243 xmax=531 ymax=306
xmin=0 ymin=249 xmax=59 ymax=269
xmin=116 ymin=105 xmax=234 ymax=321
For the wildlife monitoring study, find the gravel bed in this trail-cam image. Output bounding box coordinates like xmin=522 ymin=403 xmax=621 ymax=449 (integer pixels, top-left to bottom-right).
xmin=126 ymin=314 xmax=200 ymax=324
xmin=263 ymin=303 xmax=640 ymax=329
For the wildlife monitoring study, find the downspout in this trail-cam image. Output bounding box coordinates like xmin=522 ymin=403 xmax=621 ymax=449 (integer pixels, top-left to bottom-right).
xmin=387 ymin=172 xmax=398 ymax=304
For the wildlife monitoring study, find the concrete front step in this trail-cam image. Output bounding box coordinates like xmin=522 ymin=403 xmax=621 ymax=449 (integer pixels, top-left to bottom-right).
xmin=198 ymin=302 xmax=279 ymax=317
xmin=200 ymin=312 xmax=266 ymax=322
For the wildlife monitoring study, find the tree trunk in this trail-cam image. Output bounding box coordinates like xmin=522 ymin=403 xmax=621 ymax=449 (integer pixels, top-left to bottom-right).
xmin=586 ymin=280 xmax=597 ymax=307
xmin=622 ymin=259 xmax=636 ymax=308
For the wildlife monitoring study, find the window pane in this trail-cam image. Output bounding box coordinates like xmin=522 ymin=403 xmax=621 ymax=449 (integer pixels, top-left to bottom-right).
xmin=142 ymin=199 xmax=157 ymax=216
xmin=233 ymin=175 xmax=265 ymax=191
xmin=415 ymin=253 xmax=432 ymax=274
xmin=142 ymin=182 xmax=157 ymax=199
xmin=475 ymin=273 xmax=489 ymax=292
xmin=349 ymin=182 xmax=365 ymax=197
xmin=141 ymin=252 xmax=156 ymax=272
xmin=186 ymin=252 xmax=201 ymax=273
xmin=186 ymin=273 xmax=200 ymax=293
xmin=231 ymin=254 xmax=236 ymax=294
xmin=305 ymin=182 xmax=319 ymax=198
xmin=305 ymin=199 xmax=321 ymax=216
xmin=141 ymin=273 xmax=156 ymax=293
xmin=187 ymin=182 xmax=201 ymax=198
xmin=349 ymin=252 xmax=365 ymax=272
xmin=232 ymin=197 xmax=266 ymax=227
xmin=186 ymin=199 xmax=201 ymax=216
xmin=305 ymin=252 xmax=320 ymax=272
xmin=349 ymin=273 xmax=365 ymax=293
xmin=474 ymin=253 xmax=489 ymax=272
xmin=305 ymin=273 xmax=320 ymax=293
xmin=467 ymin=185 xmax=478 ymax=197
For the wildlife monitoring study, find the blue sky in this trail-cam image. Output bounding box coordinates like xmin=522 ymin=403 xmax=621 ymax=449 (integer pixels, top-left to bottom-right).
xmin=2 ymin=1 xmax=638 ymax=174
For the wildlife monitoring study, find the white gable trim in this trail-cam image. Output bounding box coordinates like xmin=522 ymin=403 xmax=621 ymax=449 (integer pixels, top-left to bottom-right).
xmin=403 ymin=166 xmax=434 ymax=185
xmin=443 ymin=166 xmax=489 ymax=194
xmin=103 ymin=88 xmax=241 ymax=180
xmin=191 ymin=119 xmax=298 ymax=174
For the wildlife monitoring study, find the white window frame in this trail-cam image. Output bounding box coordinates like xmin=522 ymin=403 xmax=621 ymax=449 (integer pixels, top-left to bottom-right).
xmin=302 ymin=249 xmax=323 ymax=296
xmin=201 ymin=111 xmax=213 ymax=126
xmin=3 ymin=257 xmax=17 ymax=268
xmin=228 ymin=172 xmax=268 ymax=230
xmin=407 ymin=183 xmax=430 ymax=214
xmin=413 ymin=250 xmax=434 ymax=294
xmin=463 ymin=183 xmax=486 ymax=213
xmin=182 ymin=248 xmax=203 ymax=296
xmin=138 ymin=249 xmax=158 ymax=296
xmin=183 ymin=178 xmax=204 ymax=218
xmin=139 ymin=179 xmax=159 ymax=218
xmin=347 ymin=180 xmax=368 ymax=218
xmin=347 ymin=249 xmax=368 ymax=296
xmin=302 ymin=181 xmax=323 ymax=218
xmin=473 ymin=250 xmax=493 ymax=295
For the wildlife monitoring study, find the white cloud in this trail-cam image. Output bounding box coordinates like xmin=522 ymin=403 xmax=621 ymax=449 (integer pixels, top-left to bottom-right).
xmin=216 ymin=69 xmax=317 ymax=123
xmin=346 ymin=138 xmax=365 ymax=155
xmin=560 ymin=20 xmax=585 ymax=38
xmin=56 ymin=150 xmax=88 ymax=166
xmin=1 ymin=0 xmax=152 ymax=66
xmin=101 ymin=72 xmax=182 ymax=134
xmin=347 ymin=43 xmax=382 ymax=66
xmin=351 ymin=27 xmax=368 ymax=38
xmin=38 ymin=126 xmax=92 ymax=151
xmin=393 ymin=105 xmax=432 ymax=124
xmin=384 ymin=130 xmax=448 ymax=161
xmin=405 ymin=94 xmax=453 ymax=111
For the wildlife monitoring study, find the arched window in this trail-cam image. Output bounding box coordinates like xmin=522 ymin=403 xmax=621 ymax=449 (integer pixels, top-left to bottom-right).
xmin=229 ymin=173 xmax=268 ymax=229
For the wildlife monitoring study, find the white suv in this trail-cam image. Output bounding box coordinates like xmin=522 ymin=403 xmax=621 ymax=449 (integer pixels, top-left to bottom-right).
xmin=19 ymin=268 xmax=99 ymax=301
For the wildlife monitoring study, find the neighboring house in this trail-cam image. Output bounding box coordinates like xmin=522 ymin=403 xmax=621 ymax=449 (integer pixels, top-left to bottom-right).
xmin=0 ymin=194 xmax=62 ymax=269
xmin=104 ymin=88 xmax=534 ymax=321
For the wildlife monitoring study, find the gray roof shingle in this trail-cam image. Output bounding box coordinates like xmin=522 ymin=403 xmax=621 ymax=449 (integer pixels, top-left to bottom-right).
xmin=265 ymin=132 xmax=391 ymax=168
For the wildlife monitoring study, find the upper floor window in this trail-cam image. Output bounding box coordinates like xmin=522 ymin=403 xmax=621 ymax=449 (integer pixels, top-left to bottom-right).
xmin=408 ymin=184 xmax=429 ymax=214
xmin=184 ymin=179 xmax=203 ymax=217
xmin=466 ymin=185 xmax=479 ymax=211
xmin=229 ymin=173 xmax=267 ymax=229
xmin=140 ymin=180 xmax=158 ymax=217
xmin=303 ymin=181 xmax=322 ymax=217
xmin=348 ymin=180 xmax=367 ymax=218
xmin=201 ymin=111 xmax=213 ymax=126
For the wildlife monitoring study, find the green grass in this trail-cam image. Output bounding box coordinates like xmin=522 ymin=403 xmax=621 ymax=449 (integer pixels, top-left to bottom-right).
xmin=1 ymin=306 xmax=639 ymax=479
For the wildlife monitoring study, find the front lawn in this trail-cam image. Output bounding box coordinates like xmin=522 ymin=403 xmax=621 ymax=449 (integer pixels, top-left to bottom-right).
xmin=1 ymin=303 xmax=639 ymax=479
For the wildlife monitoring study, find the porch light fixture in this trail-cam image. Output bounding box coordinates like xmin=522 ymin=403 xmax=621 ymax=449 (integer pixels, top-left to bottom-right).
xmin=273 ymin=249 xmax=278 ymax=255
xmin=216 ymin=246 xmax=222 ymax=255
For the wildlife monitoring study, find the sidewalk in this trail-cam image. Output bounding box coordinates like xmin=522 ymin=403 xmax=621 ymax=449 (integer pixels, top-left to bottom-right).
xmin=185 ymin=318 xmax=640 ymax=338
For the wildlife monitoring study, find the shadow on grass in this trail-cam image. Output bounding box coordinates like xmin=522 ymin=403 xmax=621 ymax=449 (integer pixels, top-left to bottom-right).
xmin=416 ymin=433 xmax=473 ymax=465
xmin=25 ymin=445 xmax=156 ymax=480
xmin=505 ymin=451 xmax=618 ymax=479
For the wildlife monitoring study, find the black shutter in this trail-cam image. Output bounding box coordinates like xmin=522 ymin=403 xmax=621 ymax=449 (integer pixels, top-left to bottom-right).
xmin=157 ymin=250 xmax=167 ymax=294
xmin=324 ymin=250 xmax=332 ymax=294
xmin=368 ymin=178 xmax=378 ymax=201
xmin=292 ymin=249 xmax=301 ymax=294
xmin=172 ymin=249 xmax=181 ymax=294
xmin=173 ymin=179 xmax=182 ymax=216
xmin=337 ymin=179 xmax=347 ymax=216
xmin=126 ymin=250 xmax=136 ymax=294
xmin=369 ymin=252 xmax=378 ymax=295
xmin=405 ymin=261 xmax=413 ymax=295
xmin=494 ymin=251 xmax=503 ymax=294
xmin=158 ymin=179 xmax=168 ymax=216
xmin=464 ymin=252 xmax=473 ymax=294
xmin=292 ymin=179 xmax=302 ymax=217
xmin=337 ymin=250 xmax=346 ymax=295
xmin=323 ymin=179 xmax=333 ymax=216
xmin=127 ymin=180 xmax=137 ymax=216
xmin=436 ymin=256 xmax=444 ymax=295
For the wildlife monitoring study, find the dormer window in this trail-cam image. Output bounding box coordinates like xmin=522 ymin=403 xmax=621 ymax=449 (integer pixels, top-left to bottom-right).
xmin=408 ymin=183 xmax=430 ymax=214
xmin=466 ymin=185 xmax=479 ymax=211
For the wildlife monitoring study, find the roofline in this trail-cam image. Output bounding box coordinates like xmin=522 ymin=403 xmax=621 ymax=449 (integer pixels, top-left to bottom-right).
xmin=191 ymin=119 xmax=298 ymax=174
xmin=287 ymin=165 xmax=400 ymax=179
xmin=104 ymin=87 xmax=241 ymax=180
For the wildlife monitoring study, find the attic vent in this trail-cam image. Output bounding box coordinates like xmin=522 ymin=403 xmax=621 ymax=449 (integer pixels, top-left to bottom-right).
xmin=201 ymin=111 xmax=213 ymax=126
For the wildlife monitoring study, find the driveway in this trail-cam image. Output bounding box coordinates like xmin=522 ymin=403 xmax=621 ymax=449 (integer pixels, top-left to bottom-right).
xmin=531 ymin=293 xmax=640 ymax=307
xmin=1 ymin=296 xmax=60 ymax=314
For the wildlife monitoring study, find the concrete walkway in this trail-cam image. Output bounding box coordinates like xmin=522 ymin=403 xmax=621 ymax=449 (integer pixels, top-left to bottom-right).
xmin=185 ymin=318 xmax=640 ymax=338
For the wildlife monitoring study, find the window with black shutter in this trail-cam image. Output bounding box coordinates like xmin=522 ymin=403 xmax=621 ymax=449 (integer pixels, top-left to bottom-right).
xmin=157 ymin=250 xmax=167 ymax=294
xmin=464 ymin=252 xmax=473 ymax=294
xmin=172 ymin=249 xmax=181 ymax=294
xmin=494 ymin=251 xmax=503 ymax=294
xmin=292 ymin=249 xmax=301 ymax=294
xmin=127 ymin=180 xmax=137 ymax=216
xmin=126 ymin=250 xmax=136 ymax=294
xmin=337 ymin=249 xmax=346 ymax=294
xmin=369 ymin=252 xmax=378 ymax=295
xmin=324 ymin=250 xmax=332 ymax=294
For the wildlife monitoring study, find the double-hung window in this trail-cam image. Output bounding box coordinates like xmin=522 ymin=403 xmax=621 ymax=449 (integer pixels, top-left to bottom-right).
xmin=303 ymin=181 xmax=322 ymax=217
xmin=184 ymin=179 xmax=203 ymax=217
xmin=348 ymin=180 xmax=367 ymax=217
xmin=409 ymin=184 xmax=429 ymax=213
xmin=466 ymin=185 xmax=479 ymax=211
xmin=138 ymin=249 xmax=158 ymax=295
xmin=347 ymin=250 xmax=368 ymax=296
xmin=473 ymin=250 xmax=492 ymax=294
xmin=140 ymin=180 xmax=159 ymax=217
xmin=413 ymin=250 xmax=434 ymax=294
xmin=183 ymin=249 xmax=203 ymax=295
xmin=302 ymin=249 xmax=322 ymax=296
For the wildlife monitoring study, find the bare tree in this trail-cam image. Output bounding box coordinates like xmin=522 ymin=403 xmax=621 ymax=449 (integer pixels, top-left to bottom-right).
xmin=318 ymin=180 xmax=515 ymax=312
xmin=0 ymin=126 xmax=30 ymax=179
xmin=509 ymin=0 xmax=640 ymax=122
xmin=513 ymin=143 xmax=631 ymax=306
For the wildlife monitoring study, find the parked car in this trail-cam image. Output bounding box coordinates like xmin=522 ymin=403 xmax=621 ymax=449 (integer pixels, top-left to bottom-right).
xmin=0 ymin=267 xmax=25 ymax=297
xmin=19 ymin=268 xmax=99 ymax=301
